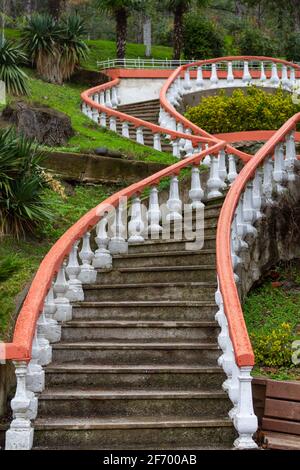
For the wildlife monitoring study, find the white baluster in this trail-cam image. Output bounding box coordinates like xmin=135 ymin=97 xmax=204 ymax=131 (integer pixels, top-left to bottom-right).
xmin=167 ymin=176 xmax=182 ymax=221
xmin=196 ymin=66 xmax=204 ymax=88
xmin=37 ymin=329 xmax=52 ymax=366
xmin=202 ymin=144 xmax=211 ymax=167
xmin=128 ymin=195 xmax=145 ymax=243
xmin=207 ymin=156 xmax=223 ymax=199
xmin=177 ymin=122 xmax=186 ymax=150
xmin=38 ymin=287 xmax=61 ymax=343
xmin=228 ymin=154 xmax=238 ymax=184
xmin=260 ymin=62 xmax=266 ymax=83
xmin=210 ymin=63 xmax=219 ymax=85
xmin=5 ymin=362 xmax=34 ymax=450
xmin=228 ymin=357 xmax=240 ymax=419
xmin=109 ymin=203 xmax=128 ymax=254
xmin=109 ymin=116 xmax=117 ymax=132
xmin=270 ymin=63 xmax=280 ymax=85
xmin=53 ymin=265 xmax=72 ymax=321
xmin=273 ymin=143 xmax=287 ymax=192
xmin=100 ymin=112 xmax=106 ymax=127
xmin=82 ymin=102 xmax=88 ymax=116
xmin=290 ymin=67 xmax=296 ymax=85
xmin=78 ymin=232 xmax=97 ymax=284
xmin=136 ymin=127 xmax=144 ymax=145
xmin=66 ymin=242 xmax=84 ymax=301
xmin=91 ymin=108 xmax=99 ymax=123
xmin=285 ymin=132 xmax=297 ymax=181
xmin=218 ymin=149 xmax=227 ymax=189
xmin=172 ymin=139 xmax=180 ymax=158
xmin=100 ymin=91 xmax=105 ymax=106
xmin=93 ymin=215 xmax=112 ymax=269
xmin=105 ymin=89 xmax=112 ymax=107
xmin=233 ymin=367 xmax=258 ymax=449
xmin=242 ymin=185 xmax=257 ymax=236
xmin=26 ymin=331 xmax=45 ymax=393
xmin=86 ymin=105 xmax=93 ymax=119
xmin=189 ymin=166 xmax=204 ymax=209
xmin=122 ymin=121 xmax=130 ymax=138
xmin=236 ymin=202 xmax=248 ymax=250
xmin=231 ymin=233 xmax=241 ymax=272
xmin=183 ymin=129 xmax=193 ymax=157
xmin=252 ymin=170 xmax=263 ymax=221
xmin=226 ymin=61 xmax=234 ymax=84
xmin=262 ymin=156 xmax=274 ymax=206
xmin=111 ymin=87 xmax=118 ymax=108
xmin=153 ymin=133 xmax=161 ymax=151
xmin=242 ymin=61 xmax=251 ymax=84
xmin=147 ymin=186 xmax=162 ymax=237
xmin=281 ymin=65 xmax=290 ymax=88
xmin=183 ymin=69 xmax=192 ymax=91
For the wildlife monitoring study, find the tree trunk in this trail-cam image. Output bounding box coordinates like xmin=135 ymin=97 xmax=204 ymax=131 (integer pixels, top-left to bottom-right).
xmin=143 ymin=16 xmax=152 ymax=57
xmin=47 ymin=0 xmax=65 ymax=19
xmin=173 ymin=8 xmax=183 ymax=60
xmin=25 ymin=0 xmax=32 ymax=16
xmin=290 ymin=0 xmax=300 ymax=31
xmin=235 ymin=0 xmax=245 ymax=18
xmin=115 ymin=9 xmax=127 ymax=60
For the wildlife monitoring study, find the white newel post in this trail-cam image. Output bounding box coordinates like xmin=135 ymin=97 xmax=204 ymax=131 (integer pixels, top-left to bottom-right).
xmin=147 ymin=186 xmax=162 ymax=237
xmin=233 ymin=367 xmax=258 ymax=449
xmin=189 ymin=166 xmax=204 ymax=209
xmin=66 ymin=242 xmax=84 ymax=302
xmin=167 ymin=176 xmax=182 ymax=221
xmin=93 ymin=215 xmax=112 ymax=269
xmin=78 ymin=232 xmax=97 ymax=284
xmin=128 ymin=195 xmax=145 ymax=243
xmin=122 ymin=121 xmax=130 ymax=138
xmin=54 ymin=265 xmax=73 ymax=321
xmin=6 ymin=362 xmax=34 ymax=450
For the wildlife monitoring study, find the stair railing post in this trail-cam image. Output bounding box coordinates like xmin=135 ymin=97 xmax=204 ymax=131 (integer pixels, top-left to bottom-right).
xmin=78 ymin=232 xmax=97 ymax=284
xmin=122 ymin=121 xmax=130 ymax=138
xmin=210 ymin=63 xmax=219 ymax=86
xmin=128 ymin=195 xmax=145 ymax=243
xmin=5 ymin=361 xmax=34 ymax=450
xmin=270 ymin=63 xmax=280 ymax=85
xmin=196 ymin=66 xmax=204 ymax=88
xmin=207 ymin=155 xmax=223 ymax=199
xmin=227 ymin=154 xmax=238 ymax=184
xmin=108 ymin=201 xmax=128 ymax=254
xmin=105 ymin=89 xmax=112 ymax=108
xmin=233 ymin=367 xmax=258 ymax=449
xmin=26 ymin=330 xmax=45 ymax=393
xmin=147 ymin=186 xmax=162 ymax=238
xmin=109 ymin=116 xmax=117 ymax=132
xmin=226 ymin=61 xmax=234 ymax=85
xmin=218 ymin=149 xmax=228 ymax=189
xmin=93 ymin=215 xmax=113 ymax=269
xmin=260 ymin=62 xmax=266 ymax=83
xmin=166 ymin=175 xmax=182 ymax=221
xmin=100 ymin=112 xmax=107 ymax=127
xmin=285 ymin=131 xmax=297 ymax=181
xmin=189 ymin=166 xmax=204 ymax=209
xmin=136 ymin=127 xmax=144 ymax=145
xmin=183 ymin=69 xmax=192 ymax=91
xmin=242 ymin=61 xmax=251 ymax=84
xmin=153 ymin=133 xmax=162 ymax=151
xmin=38 ymin=287 xmax=61 ymax=343
xmin=54 ymin=264 xmax=73 ymax=321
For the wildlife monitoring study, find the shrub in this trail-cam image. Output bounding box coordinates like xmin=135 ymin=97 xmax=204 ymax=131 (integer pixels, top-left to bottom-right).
xmin=237 ymin=26 xmax=278 ymax=57
xmin=251 ymin=323 xmax=295 ymax=367
xmin=285 ymin=32 xmax=300 ymax=62
xmin=185 ymin=86 xmax=300 ymax=134
xmin=0 ymin=128 xmax=53 ymax=238
xmin=22 ymin=13 xmax=89 ymax=84
xmin=182 ymin=14 xmax=224 ymax=60
xmin=0 ymin=255 xmax=21 ymax=283
xmin=0 ymin=37 xmax=29 ymax=95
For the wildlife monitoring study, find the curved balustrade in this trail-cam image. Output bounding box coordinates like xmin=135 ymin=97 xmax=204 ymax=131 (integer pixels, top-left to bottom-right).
xmin=4 ymin=56 xmax=300 ymax=451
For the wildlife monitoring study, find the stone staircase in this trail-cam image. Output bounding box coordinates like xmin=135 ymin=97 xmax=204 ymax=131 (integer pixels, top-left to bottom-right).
xmin=115 ymin=99 xmax=173 ymax=153
xmin=32 ymin=198 xmax=237 ymax=450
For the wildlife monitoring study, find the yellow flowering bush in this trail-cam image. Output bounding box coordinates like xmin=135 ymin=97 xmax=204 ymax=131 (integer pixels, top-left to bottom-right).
xmin=185 ymin=86 xmax=300 ymax=134
xmin=250 ymin=323 xmax=294 ymax=367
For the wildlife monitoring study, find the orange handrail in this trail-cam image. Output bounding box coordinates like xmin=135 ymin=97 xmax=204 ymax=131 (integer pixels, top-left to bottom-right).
xmin=3 ymin=140 xmax=225 ymax=362
xmin=216 ymin=112 xmax=300 ymax=367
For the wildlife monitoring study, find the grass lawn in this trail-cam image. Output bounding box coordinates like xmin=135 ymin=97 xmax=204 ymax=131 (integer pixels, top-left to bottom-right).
xmin=0 ymin=184 xmax=120 ymax=341
xmin=7 ymin=68 xmax=175 ymax=165
xmin=243 ymin=260 xmax=300 ymax=380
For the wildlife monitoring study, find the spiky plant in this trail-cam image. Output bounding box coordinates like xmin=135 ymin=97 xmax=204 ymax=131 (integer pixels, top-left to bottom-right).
xmin=0 ymin=37 xmax=29 ymax=95
xmin=59 ymin=14 xmax=89 ymax=81
xmin=0 ymin=128 xmax=53 ymax=238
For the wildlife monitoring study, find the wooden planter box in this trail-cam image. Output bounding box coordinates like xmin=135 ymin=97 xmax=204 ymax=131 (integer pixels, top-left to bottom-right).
xmin=252 ymin=377 xmax=300 ymax=450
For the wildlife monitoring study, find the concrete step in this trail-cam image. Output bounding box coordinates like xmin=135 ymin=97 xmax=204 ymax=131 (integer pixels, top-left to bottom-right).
xmin=52 ymin=341 xmax=220 ymax=365
xmin=71 ymin=300 xmax=218 ymax=321
xmin=96 ymin=265 xmax=216 ymax=284
xmin=45 ymin=364 xmax=225 ymax=390
xmin=61 ymin=320 xmax=219 ymax=342
xmin=126 ymin=238 xmax=216 ymax=254
xmin=38 ymin=389 xmax=231 ymax=419
xmin=33 ymin=416 xmax=236 ymax=449
xmin=82 ymin=282 xmax=216 ymax=301
xmin=113 ymin=250 xmax=216 ymax=268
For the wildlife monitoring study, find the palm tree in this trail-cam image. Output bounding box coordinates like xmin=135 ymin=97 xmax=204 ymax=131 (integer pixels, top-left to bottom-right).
xmin=164 ymin=0 xmax=208 ymax=60
xmin=0 ymin=37 xmax=29 ymax=95
xmin=96 ymin=0 xmax=142 ymax=60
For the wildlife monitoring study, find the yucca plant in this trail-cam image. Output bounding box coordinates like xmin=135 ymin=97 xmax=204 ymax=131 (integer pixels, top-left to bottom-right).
xmin=0 ymin=37 xmax=29 ymax=95
xmin=22 ymin=13 xmax=89 ymax=84
xmin=0 ymin=128 xmax=53 ymax=238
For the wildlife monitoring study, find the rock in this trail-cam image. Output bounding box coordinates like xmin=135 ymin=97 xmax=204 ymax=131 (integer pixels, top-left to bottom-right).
xmin=2 ymin=101 xmax=74 ymax=146
xmin=94 ymin=147 xmax=123 ymax=159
